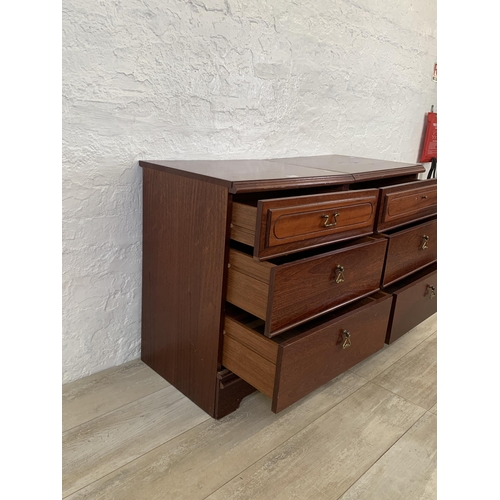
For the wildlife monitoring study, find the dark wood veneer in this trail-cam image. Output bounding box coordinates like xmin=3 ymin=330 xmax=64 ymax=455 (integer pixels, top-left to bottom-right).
xmin=221 ymin=294 xmax=392 ymax=413
xmin=385 ymin=265 xmax=437 ymax=344
xmin=266 ymin=237 xmax=388 ymax=336
xmin=376 ymin=178 xmax=437 ymax=232
xmin=381 ymin=218 xmax=437 ymax=286
xmin=139 ymin=155 xmax=424 ymax=194
xmin=273 ymin=293 xmax=392 ymax=412
xmin=254 ymin=189 xmax=378 ymax=259
xmin=214 ymin=369 xmax=256 ymax=419
xmin=140 ymin=155 xmax=437 ymax=418
xmin=141 ymin=167 xmax=228 ymax=417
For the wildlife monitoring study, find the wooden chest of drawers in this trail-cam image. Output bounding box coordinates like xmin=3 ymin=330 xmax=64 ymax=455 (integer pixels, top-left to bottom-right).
xmin=139 ymin=156 xmax=437 ymax=418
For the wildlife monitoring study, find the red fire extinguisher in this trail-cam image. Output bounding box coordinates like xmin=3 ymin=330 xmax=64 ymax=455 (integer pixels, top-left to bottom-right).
xmin=420 ymin=106 xmax=437 ymax=179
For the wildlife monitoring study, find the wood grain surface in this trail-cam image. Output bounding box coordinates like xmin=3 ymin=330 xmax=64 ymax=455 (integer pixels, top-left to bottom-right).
xmin=231 ymin=202 xmax=258 ymax=246
xmin=339 ymin=412 xmax=437 ymax=500
xmin=226 ymin=268 xmax=269 ymax=320
xmin=63 ymin=316 xmax=437 ymax=499
xmin=139 ymin=159 xmax=353 ymax=193
xmin=206 ymin=383 xmax=425 ymax=500
xmin=266 ymin=237 xmax=388 ymax=336
xmin=65 ymin=372 xmax=366 ymax=500
xmin=141 ymin=167 xmax=228 ymax=416
xmin=62 ymin=359 xmax=168 ymax=432
xmin=273 ymin=294 xmax=392 ymax=412
xmin=373 ymin=334 xmax=437 ymax=410
xmin=139 ymin=156 xmax=424 ymax=193
xmin=386 ymin=267 xmax=437 ymax=343
xmin=382 ymin=218 xmax=437 ymax=286
xmin=224 ymin=315 xmax=278 ymax=363
xmin=254 ymin=189 xmax=379 ymax=259
xmin=270 ymin=155 xmax=424 ymax=182
xmin=350 ymin=313 xmax=437 ymax=380
xmin=62 ymin=385 xmax=209 ymax=497
xmin=214 ymin=369 xmax=256 ymax=419
xmin=222 ymin=334 xmax=276 ymax=397
xmin=376 ymin=178 xmax=437 ymax=232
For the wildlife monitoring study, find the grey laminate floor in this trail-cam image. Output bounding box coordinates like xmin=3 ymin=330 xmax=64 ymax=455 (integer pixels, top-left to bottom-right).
xmin=62 ymin=314 xmax=437 ymax=500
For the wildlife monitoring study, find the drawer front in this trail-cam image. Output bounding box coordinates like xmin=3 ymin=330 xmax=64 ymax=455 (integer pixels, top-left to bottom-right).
xmin=273 ymin=294 xmax=392 ymax=412
xmin=382 ymin=219 xmax=437 ymax=286
xmin=267 ymin=237 xmax=387 ymax=337
xmin=376 ymin=179 xmax=437 ymax=232
xmin=222 ymin=295 xmax=392 ymax=414
xmin=232 ymin=189 xmax=379 ymax=260
xmin=386 ymin=267 xmax=437 ymax=344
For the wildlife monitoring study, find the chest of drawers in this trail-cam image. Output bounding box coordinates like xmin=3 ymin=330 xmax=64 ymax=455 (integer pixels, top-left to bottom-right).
xmin=139 ymin=156 xmax=437 ymax=418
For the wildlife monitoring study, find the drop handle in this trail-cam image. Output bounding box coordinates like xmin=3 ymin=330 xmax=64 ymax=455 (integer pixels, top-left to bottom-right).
xmin=321 ymin=212 xmax=339 ymax=227
xmin=427 ymin=285 xmax=436 ymax=299
xmin=335 ymin=265 xmax=345 ymax=284
xmin=420 ymin=235 xmax=429 ymax=250
xmin=342 ymin=330 xmax=351 ymax=349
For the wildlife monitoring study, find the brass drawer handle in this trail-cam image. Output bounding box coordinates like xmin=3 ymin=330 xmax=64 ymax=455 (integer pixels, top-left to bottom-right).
xmin=335 ymin=265 xmax=345 ymax=284
xmin=427 ymin=285 xmax=436 ymax=299
xmin=420 ymin=235 xmax=429 ymax=250
xmin=421 ymin=195 xmax=428 ymax=199
xmin=342 ymin=330 xmax=351 ymax=349
xmin=321 ymin=212 xmax=339 ymax=227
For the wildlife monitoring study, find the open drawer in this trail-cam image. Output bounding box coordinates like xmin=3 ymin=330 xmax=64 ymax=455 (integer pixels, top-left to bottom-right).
xmin=231 ymin=188 xmax=379 ymax=260
xmin=375 ymin=178 xmax=437 ymax=232
xmin=227 ymin=237 xmax=387 ymax=337
xmin=222 ymin=293 xmax=392 ymax=413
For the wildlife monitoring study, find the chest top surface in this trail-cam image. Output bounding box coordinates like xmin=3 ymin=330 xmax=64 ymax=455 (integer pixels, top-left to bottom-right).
xmin=139 ymin=155 xmax=424 ymax=193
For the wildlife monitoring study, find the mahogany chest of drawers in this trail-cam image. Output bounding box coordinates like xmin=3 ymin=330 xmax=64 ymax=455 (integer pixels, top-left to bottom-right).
xmin=139 ymin=156 xmax=437 ymax=418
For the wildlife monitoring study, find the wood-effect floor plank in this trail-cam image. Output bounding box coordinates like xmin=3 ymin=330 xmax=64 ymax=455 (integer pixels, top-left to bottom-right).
xmin=62 ymin=385 xmax=209 ymax=497
xmin=62 ymin=359 xmax=169 ymax=432
xmin=339 ymin=412 xmax=437 ymax=500
xmin=206 ymin=383 xmax=426 ymax=500
xmin=350 ymin=313 xmax=436 ymax=381
xmin=65 ymin=371 xmax=366 ymax=500
xmin=429 ymin=403 xmax=437 ymax=415
xmin=373 ymin=334 xmax=437 ymax=410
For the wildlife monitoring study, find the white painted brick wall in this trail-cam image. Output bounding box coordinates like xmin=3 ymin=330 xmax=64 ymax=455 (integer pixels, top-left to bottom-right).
xmin=62 ymin=0 xmax=437 ymax=382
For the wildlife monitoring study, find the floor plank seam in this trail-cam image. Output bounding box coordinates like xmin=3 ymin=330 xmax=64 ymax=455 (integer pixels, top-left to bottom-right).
xmin=381 ymin=327 xmax=436 ymax=364
xmin=366 ymin=331 xmax=437 ymax=411
xmin=368 ymin=330 xmax=436 ymax=383
xmin=62 ymin=321 xmax=438 ymax=499
xmin=200 ymin=378 xmax=372 ymax=500
xmin=349 ymin=327 xmax=437 ymax=382
xmin=62 ymin=385 xmax=172 ymax=435
xmin=368 ymin=378 xmax=432 ymax=413
xmin=62 ymin=414 xmax=212 ymax=499
xmin=332 ymin=411 xmax=431 ymax=500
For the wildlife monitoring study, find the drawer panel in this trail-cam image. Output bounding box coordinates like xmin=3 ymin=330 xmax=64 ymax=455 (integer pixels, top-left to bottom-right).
xmin=381 ymin=218 xmax=437 ymax=286
xmin=223 ymin=294 xmax=392 ymax=413
xmin=226 ymin=237 xmax=388 ymax=337
xmin=386 ymin=265 xmax=437 ymax=344
xmin=231 ymin=189 xmax=379 ymax=260
xmin=376 ymin=179 xmax=437 ymax=232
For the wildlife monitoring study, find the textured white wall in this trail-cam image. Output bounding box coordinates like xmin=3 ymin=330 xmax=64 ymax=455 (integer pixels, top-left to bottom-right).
xmin=62 ymin=0 xmax=437 ymax=382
